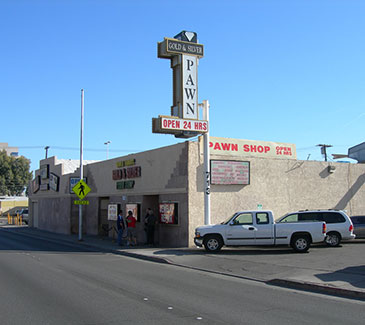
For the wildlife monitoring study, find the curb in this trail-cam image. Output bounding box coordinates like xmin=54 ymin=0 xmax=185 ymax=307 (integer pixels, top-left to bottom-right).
xmin=267 ymin=279 xmax=365 ymax=301
xmin=79 ymin=242 xmax=172 ymax=265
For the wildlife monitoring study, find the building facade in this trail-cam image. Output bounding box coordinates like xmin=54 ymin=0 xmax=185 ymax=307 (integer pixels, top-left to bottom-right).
xmin=28 ymin=138 xmax=365 ymax=247
xmin=0 ymin=142 xmax=19 ymax=157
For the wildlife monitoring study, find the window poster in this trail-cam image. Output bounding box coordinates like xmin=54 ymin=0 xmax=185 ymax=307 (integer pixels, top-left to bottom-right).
xmin=159 ymin=203 xmax=178 ymax=224
xmin=108 ymin=204 xmax=118 ymax=221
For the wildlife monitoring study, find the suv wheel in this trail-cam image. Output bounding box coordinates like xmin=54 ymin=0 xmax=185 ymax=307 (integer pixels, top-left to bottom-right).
xmin=325 ymin=232 xmax=341 ymax=247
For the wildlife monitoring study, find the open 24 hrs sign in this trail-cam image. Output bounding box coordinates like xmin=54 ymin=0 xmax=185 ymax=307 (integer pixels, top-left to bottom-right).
xmin=158 ymin=116 xmax=208 ymax=133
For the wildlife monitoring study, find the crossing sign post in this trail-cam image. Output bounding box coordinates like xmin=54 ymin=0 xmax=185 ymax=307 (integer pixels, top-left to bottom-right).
xmin=72 ymin=179 xmax=91 ymax=202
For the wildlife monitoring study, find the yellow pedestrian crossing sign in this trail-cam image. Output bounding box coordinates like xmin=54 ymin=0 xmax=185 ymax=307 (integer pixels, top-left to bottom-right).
xmin=72 ymin=179 xmax=91 ymax=200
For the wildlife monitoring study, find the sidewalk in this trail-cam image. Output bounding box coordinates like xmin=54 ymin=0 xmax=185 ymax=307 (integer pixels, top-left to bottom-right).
xmin=5 ymin=225 xmax=365 ymax=301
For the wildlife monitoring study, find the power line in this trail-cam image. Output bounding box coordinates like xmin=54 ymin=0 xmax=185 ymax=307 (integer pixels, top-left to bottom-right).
xmin=16 ymin=146 xmax=140 ymax=153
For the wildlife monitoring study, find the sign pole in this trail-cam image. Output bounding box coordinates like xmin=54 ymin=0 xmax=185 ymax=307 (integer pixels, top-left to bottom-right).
xmin=79 ymin=89 xmax=84 ymax=241
xmin=202 ymin=100 xmax=211 ymax=225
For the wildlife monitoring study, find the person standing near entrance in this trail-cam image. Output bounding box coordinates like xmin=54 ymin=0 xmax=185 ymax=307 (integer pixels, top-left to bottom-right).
xmin=117 ymin=211 xmax=126 ymax=246
xmin=145 ymin=208 xmax=157 ymax=245
xmin=126 ymin=210 xmax=137 ymax=246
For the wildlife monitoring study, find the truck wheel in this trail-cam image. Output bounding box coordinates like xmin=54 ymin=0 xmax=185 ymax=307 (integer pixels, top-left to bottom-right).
xmin=291 ymin=235 xmax=310 ymax=253
xmin=203 ymin=235 xmax=223 ymax=253
xmin=325 ymin=232 xmax=341 ymax=247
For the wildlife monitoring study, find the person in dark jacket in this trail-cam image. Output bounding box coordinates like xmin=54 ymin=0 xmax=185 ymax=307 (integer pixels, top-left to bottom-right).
xmin=145 ymin=208 xmax=157 ymax=245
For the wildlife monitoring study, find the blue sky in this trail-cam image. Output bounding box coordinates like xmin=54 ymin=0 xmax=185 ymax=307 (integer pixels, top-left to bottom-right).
xmin=1 ymin=0 xmax=364 ymax=174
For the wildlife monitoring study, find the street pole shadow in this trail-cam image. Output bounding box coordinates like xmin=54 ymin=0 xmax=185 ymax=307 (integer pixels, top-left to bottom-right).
xmin=153 ymin=246 xmax=297 ymax=257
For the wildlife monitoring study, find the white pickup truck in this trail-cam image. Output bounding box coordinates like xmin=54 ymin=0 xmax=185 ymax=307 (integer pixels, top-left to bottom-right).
xmin=194 ymin=210 xmax=326 ymax=253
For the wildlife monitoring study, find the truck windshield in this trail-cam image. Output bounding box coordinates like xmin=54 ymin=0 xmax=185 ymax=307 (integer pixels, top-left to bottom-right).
xmin=221 ymin=213 xmax=237 ymax=225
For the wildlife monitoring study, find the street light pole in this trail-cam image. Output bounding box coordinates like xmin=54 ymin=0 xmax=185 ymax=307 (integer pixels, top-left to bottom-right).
xmin=104 ymin=141 xmax=111 ymax=160
xmin=44 ymin=146 xmax=50 ymax=159
xmin=79 ymin=89 xmax=84 ymax=241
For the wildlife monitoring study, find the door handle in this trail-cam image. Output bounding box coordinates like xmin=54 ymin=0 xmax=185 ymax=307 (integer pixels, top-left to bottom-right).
xmin=248 ymin=227 xmax=255 ymax=231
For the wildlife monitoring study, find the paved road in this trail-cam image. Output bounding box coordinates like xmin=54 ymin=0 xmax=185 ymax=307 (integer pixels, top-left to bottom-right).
xmin=0 ymin=228 xmax=364 ymax=324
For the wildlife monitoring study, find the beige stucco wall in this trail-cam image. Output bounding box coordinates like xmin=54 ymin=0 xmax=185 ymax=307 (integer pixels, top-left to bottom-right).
xmin=187 ymin=141 xmax=365 ymax=246
xmin=29 ymin=143 xmax=190 ymax=246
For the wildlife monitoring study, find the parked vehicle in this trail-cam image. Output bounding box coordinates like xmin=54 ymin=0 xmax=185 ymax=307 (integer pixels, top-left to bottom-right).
xmin=194 ymin=210 xmax=326 ymax=253
xmin=1 ymin=206 xmax=27 ymax=218
xmin=350 ymin=216 xmax=365 ymax=239
xmin=278 ymin=209 xmax=355 ymax=247
xmin=18 ymin=208 xmax=29 ymax=224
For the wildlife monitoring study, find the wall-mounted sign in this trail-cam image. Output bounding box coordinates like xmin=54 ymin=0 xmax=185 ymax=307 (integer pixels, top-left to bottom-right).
xmin=40 ymin=184 xmax=49 ymax=191
xmin=116 ymin=180 xmax=135 ymax=190
xmin=49 ymin=173 xmax=60 ymax=192
xmin=108 ymin=204 xmax=118 ymax=221
xmin=116 ymin=159 xmax=135 ymax=168
xmin=69 ymin=177 xmax=87 ymax=194
xmin=32 ymin=176 xmax=40 ymax=194
xmin=40 ymin=164 xmax=49 ymax=179
xmin=211 ymin=160 xmax=250 ymax=185
xmin=112 ymin=166 xmax=141 ymax=180
xmin=201 ymin=137 xmax=297 ymax=160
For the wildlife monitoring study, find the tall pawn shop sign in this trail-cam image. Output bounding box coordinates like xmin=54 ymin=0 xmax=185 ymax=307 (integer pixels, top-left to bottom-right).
xmin=153 ymin=31 xmax=208 ymax=138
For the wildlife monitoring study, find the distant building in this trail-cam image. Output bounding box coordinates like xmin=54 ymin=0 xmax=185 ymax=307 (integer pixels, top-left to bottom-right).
xmin=0 ymin=196 xmax=28 ymax=215
xmin=348 ymin=142 xmax=365 ymax=163
xmin=0 ymin=143 xmax=19 ymax=157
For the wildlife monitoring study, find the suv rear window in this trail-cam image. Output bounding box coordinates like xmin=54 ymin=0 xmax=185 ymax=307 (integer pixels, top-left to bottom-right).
xmin=322 ymin=212 xmax=345 ymax=223
xmin=296 ymin=212 xmax=346 ymax=223
xmin=298 ymin=212 xmax=323 ymax=222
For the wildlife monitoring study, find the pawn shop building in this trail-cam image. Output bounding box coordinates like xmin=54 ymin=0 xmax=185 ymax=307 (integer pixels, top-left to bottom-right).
xmin=28 ymin=137 xmax=365 ymax=247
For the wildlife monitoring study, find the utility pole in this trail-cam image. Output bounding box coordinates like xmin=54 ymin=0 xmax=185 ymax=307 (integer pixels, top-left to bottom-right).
xmin=317 ymin=144 xmax=333 ymax=162
xmin=200 ymin=100 xmax=210 ymax=225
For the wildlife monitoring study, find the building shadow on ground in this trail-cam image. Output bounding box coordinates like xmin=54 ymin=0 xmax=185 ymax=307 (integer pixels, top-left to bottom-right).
xmin=0 ymin=227 xmax=102 ymax=254
xmin=315 ymin=265 xmax=365 ymax=289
